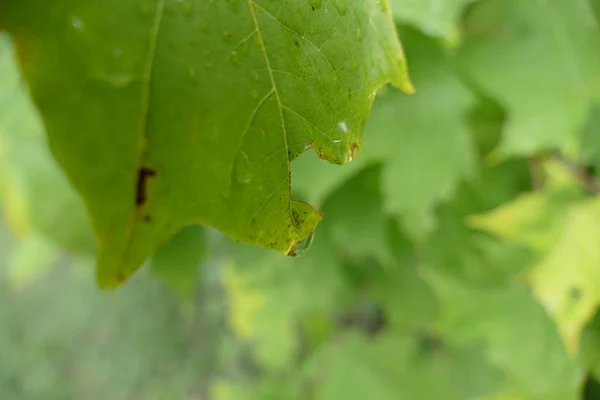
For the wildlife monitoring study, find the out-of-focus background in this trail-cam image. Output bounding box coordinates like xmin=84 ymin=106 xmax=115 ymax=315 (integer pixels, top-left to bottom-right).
xmin=4 ymin=0 xmax=600 ymax=399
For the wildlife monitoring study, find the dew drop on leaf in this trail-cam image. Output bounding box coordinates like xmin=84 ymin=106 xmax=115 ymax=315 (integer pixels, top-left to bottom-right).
xmin=290 ymin=230 xmax=315 ymax=257
xmin=234 ymin=152 xmax=253 ymax=184
xmin=332 ymin=0 xmax=348 ymax=16
xmin=336 ymin=120 xmax=349 ymax=134
xmin=230 ymin=50 xmax=240 ymax=66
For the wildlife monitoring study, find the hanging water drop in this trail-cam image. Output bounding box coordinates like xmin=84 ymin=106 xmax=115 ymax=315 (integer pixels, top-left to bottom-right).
xmin=289 ymin=231 xmax=315 ymax=257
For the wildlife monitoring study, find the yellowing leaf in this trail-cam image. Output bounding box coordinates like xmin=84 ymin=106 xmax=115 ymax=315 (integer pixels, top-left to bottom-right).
xmin=6 ymin=234 xmax=59 ymax=290
xmin=467 ymin=160 xmax=584 ymax=252
xmin=222 ymin=262 xmax=267 ymax=340
xmin=0 ymin=0 xmax=411 ymax=287
xmin=527 ymin=198 xmax=600 ymax=354
xmin=467 ymin=161 xmax=600 ymax=354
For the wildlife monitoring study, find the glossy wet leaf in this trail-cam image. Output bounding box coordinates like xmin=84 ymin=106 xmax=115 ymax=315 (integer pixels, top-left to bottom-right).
xmin=0 ymin=0 xmax=411 ymax=287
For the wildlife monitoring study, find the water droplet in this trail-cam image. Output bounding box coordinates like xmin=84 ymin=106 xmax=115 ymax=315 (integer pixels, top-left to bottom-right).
xmin=308 ymin=0 xmax=322 ymax=9
xmin=230 ymin=50 xmax=240 ymax=66
xmin=332 ymin=0 xmax=348 ymax=15
xmin=336 ymin=120 xmax=349 ymax=134
xmin=356 ymin=26 xmax=363 ymax=41
xmin=289 ymin=231 xmax=315 ymax=257
xmin=332 ymin=139 xmax=342 ymax=143
xmin=368 ymin=91 xmax=377 ymax=100
xmin=234 ymin=152 xmax=252 ymax=183
xmin=71 ymin=16 xmax=84 ymax=30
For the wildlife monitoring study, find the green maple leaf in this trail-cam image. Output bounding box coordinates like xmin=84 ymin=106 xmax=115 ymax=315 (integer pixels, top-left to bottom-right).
xmin=460 ymin=0 xmax=600 ymax=158
xmin=0 ymin=0 xmax=411 ymax=287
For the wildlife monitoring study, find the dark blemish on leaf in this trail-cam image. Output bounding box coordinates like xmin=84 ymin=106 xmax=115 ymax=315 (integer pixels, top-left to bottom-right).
xmin=570 ymin=287 xmax=582 ymax=300
xmin=116 ymin=272 xmax=126 ymax=284
xmin=311 ymin=6 xmax=315 ymax=11
xmin=294 ymin=40 xmax=300 ymax=47
xmin=136 ymin=167 xmax=156 ymax=206
xmin=224 ymin=32 xmax=233 ymax=41
xmin=144 ymin=215 xmax=152 ymax=222
xmin=350 ymin=142 xmax=360 ymax=158
xmin=291 ymin=208 xmax=303 ymax=226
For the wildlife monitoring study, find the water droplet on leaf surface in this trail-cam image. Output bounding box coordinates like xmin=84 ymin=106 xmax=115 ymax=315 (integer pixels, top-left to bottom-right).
xmin=71 ymin=16 xmax=84 ymax=30
xmin=234 ymin=152 xmax=253 ymax=183
xmin=336 ymin=120 xmax=349 ymax=134
xmin=332 ymin=0 xmax=348 ymax=15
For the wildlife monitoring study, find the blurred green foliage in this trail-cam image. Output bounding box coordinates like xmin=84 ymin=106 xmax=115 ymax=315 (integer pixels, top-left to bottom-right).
xmin=3 ymin=0 xmax=600 ymax=399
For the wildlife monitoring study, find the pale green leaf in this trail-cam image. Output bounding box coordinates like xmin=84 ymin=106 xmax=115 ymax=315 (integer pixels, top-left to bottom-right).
xmin=305 ymin=332 xmax=502 ymax=400
xmin=391 ymin=0 xmax=478 ymax=41
xmin=467 ymin=161 xmax=585 ymax=252
xmin=369 ymin=28 xmax=476 ymax=239
xmin=460 ymin=0 xmax=600 ymax=157
xmin=526 ymin=198 xmax=600 ymax=354
xmin=429 ymin=273 xmax=583 ymax=400
xmin=0 ymin=0 xmax=411 ymax=288
xmin=222 ymin=235 xmax=348 ymax=370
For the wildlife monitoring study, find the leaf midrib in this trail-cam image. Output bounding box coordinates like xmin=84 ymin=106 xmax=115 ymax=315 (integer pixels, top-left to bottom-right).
xmin=246 ymin=0 xmax=298 ymax=230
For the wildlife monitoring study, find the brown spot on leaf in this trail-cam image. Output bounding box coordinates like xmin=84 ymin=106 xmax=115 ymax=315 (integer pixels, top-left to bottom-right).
xmin=311 ymin=5 xmax=315 ymax=11
xmin=144 ymin=215 xmax=152 ymax=222
xmin=351 ymin=142 xmax=360 ymax=157
xmin=136 ymin=167 xmax=156 ymax=206
xmin=294 ymin=40 xmax=300 ymax=47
